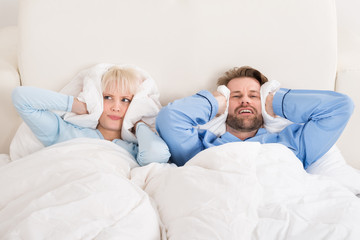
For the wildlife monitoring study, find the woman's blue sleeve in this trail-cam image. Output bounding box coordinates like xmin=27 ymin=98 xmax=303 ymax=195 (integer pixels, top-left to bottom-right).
xmin=12 ymin=86 xmax=74 ymax=146
xmin=135 ymin=122 xmax=171 ymax=166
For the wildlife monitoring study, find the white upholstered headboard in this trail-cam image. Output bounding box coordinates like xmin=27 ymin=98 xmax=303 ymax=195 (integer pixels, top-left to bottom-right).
xmin=1 ymin=0 xmax=340 ymax=155
xmin=17 ymin=0 xmax=337 ymax=103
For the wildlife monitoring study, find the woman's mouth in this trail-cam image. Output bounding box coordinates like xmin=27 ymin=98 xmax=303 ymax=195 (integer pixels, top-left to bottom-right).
xmin=108 ymin=115 xmax=121 ymax=120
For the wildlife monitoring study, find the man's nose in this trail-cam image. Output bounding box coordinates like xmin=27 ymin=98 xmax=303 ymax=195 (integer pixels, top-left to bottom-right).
xmin=240 ymin=96 xmax=251 ymax=104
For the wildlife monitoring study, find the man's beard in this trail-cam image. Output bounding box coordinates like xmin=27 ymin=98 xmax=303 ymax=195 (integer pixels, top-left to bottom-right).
xmin=226 ymin=111 xmax=263 ymax=132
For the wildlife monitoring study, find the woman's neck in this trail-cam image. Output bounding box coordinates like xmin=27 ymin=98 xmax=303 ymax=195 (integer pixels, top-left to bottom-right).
xmin=97 ymin=126 xmax=121 ymax=141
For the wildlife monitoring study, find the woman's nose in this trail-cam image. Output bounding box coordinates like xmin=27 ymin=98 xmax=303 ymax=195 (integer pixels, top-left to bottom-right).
xmin=111 ymin=102 xmax=121 ymax=112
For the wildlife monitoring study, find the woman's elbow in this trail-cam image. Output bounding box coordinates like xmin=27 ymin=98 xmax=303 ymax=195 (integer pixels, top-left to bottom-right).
xmin=137 ymin=146 xmax=171 ymax=166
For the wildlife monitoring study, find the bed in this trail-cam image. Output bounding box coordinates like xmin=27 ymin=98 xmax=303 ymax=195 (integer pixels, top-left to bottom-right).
xmin=0 ymin=0 xmax=360 ymax=239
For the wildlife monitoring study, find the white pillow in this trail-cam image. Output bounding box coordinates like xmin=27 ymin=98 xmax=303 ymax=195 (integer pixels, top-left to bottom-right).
xmin=306 ymin=145 xmax=360 ymax=195
xmin=0 ymin=153 xmax=11 ymax=167
xmin=10 ymin=122 xmax=44 ymax=160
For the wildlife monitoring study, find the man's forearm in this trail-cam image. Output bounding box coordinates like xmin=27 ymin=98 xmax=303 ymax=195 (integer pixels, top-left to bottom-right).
xmin=273 ymin=88 xmax=354 ymax=124
xmin=156 ymin=90 xmax=218 ymax=166
xmin=273 ymin=88 xmax=354 ymax=168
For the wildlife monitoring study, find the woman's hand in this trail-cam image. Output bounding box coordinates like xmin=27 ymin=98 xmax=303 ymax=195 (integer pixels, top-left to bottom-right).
xmin=72 ymin=98 xmax=88 ymax=115
xmin=132 ymin=120 xmax=147 ymax=134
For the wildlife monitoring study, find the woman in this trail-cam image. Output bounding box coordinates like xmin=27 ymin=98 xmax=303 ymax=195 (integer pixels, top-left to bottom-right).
xmin=12 ymin=66 xmax=170 ymax=166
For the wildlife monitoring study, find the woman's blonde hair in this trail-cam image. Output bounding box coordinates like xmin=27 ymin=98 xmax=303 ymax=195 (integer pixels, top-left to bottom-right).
xmin=217 ymin=66 xmax=268 ymax=86
xmin=101 ymin=66 xmax=144 ymax=94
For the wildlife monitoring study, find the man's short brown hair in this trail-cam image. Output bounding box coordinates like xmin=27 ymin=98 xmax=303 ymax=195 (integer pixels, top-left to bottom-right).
xmin=217 ymin=66 xmax=268 ymax=86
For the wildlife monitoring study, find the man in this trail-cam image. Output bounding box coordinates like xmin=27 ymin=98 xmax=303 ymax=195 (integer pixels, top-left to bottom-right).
xmin=156 ymin=66 xmax=354 ymax=169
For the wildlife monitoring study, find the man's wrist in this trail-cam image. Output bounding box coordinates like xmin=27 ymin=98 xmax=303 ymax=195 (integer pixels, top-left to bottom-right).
xmin=196 ymin=90 xmax=219 ymax=120
xmin=265 ymin=93 xmax=276 ymax=117
xmin=212 ymin=91 xmax=226 ymax=116
xmin=272 ymin=88 xmax=290 ymax=118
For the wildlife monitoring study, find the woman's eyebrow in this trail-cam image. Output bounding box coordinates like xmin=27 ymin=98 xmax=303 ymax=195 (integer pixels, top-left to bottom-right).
xmin=120 ymin=94 xmax=133 ymax=98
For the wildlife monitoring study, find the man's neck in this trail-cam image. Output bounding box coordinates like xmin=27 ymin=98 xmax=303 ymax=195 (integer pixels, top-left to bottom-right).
xmin=226 ymin=125 xmax=258 ymax=141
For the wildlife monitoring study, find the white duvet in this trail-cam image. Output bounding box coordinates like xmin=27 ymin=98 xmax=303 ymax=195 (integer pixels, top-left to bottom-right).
xmin=133 ymin=142 xmax=360 ymax=240
xmin=0 ymin=139 xmax=162 ymax=240
xmin=1 ymin=140 xmax=360 ymax=240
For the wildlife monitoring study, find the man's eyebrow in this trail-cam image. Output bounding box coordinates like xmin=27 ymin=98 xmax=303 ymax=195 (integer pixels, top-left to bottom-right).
xmin=250 ymin=90 xmax=260 ymax=93
xmin=230 ymin=90 xmax=259 ymax=94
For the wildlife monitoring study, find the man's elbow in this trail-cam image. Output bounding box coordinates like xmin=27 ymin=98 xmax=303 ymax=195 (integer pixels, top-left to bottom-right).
xmin=155 ymin=107 xmax=176 ymax=139
xmin=338 ymin=94 xmax=355 ymax=118
xmin=156 ymin=107 xmax=167 ymax=130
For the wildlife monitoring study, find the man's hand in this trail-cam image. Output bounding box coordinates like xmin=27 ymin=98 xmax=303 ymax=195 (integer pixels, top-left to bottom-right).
xmin=212 ymin=91 xmax=227 ymax=116
xmin=72 ymin=98 xmax=88 ymax=115
xmin=265 ymin=93 xmax=276 ymax=118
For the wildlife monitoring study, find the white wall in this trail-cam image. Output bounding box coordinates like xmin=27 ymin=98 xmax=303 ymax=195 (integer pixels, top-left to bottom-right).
xmin=0 ymin=0 xmax=18 ymax=28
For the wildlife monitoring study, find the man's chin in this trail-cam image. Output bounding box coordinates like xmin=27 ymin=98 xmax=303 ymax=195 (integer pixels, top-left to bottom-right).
xmin=226 ymin=116 xmax=263 ymax=132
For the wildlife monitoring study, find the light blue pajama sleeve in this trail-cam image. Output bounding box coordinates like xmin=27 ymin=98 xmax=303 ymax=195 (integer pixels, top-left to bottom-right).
xmin=12 ymin=86 xmax=170 ymax=165
xmin=12 ymin=86 xmax=99 ymax=146
xmin=135 ymin=122 xmax=171 ymax=166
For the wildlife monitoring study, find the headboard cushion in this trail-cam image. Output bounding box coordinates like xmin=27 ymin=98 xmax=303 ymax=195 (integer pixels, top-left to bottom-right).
xmin=18 ymin=0 xmax=337 ymax=106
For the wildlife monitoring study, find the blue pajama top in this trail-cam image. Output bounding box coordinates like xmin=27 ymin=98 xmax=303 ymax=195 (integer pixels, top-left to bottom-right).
xmin=156 ymin=88 xmax=354 ymax=169
xmin=12 ymin=86 xmax=170 ymax=166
